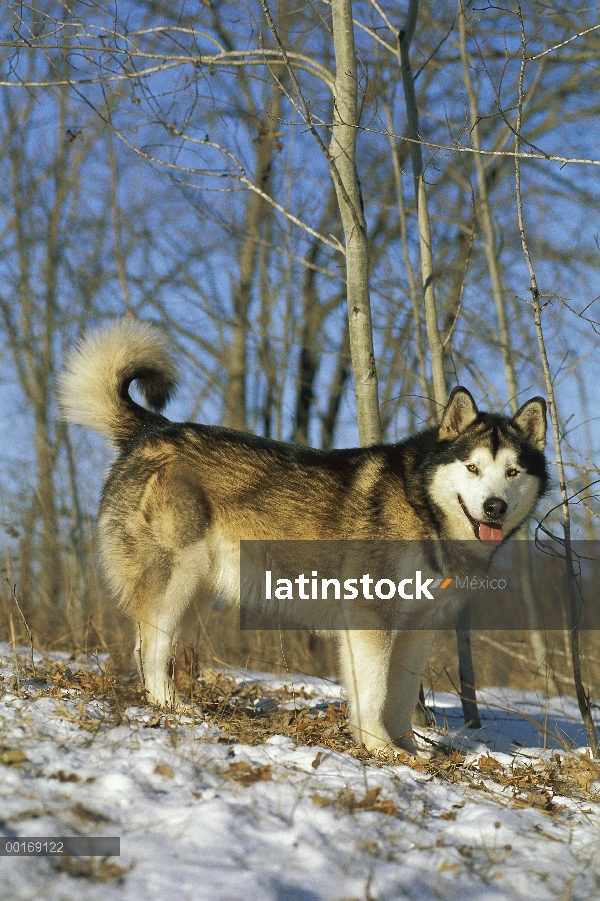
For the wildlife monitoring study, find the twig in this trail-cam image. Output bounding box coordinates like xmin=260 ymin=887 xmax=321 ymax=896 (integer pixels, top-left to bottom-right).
xmin=5 ymin=577 xmax=35 ymax=677
xmin=476 ymin=635 xmax=573 ymax=686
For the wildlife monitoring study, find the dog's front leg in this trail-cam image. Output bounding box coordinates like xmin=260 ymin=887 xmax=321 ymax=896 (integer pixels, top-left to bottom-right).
xmin=383 ymin=630 xmax=436 ymax=758
xmin=337 ymin=629 xmax=396 ymax=753
xmin=337 ymin=629 xmax=436 ymax=759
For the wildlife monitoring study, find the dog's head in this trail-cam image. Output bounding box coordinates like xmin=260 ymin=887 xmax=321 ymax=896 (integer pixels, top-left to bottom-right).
xmin=428 ymin=387 xmax=548 ymax=544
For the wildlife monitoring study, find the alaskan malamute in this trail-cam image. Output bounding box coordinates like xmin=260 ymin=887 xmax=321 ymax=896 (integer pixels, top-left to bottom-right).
xmin=59 ymin=320 xmax=548 ymax=756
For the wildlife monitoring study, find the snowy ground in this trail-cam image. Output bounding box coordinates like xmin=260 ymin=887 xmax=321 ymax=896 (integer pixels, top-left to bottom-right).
xmin=2 ymin=642 xmax=600 ymax=901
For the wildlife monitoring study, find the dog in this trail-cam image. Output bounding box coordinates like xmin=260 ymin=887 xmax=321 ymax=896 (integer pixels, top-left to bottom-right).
xmin=59 ymin=319 xmax=548 ymax=756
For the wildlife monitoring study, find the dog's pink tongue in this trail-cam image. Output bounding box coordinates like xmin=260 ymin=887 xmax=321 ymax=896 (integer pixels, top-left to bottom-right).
xmin=478 ymin=523 xmax=503 ymax=544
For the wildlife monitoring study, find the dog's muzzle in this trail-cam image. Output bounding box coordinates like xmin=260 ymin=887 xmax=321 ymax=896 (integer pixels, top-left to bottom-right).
xmin=458 ymin=495 xmax=505 ymax=545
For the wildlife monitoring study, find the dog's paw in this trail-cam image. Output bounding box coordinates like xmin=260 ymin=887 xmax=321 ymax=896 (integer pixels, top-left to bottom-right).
xmin=405 ymin=744 xmax=436 ymax=762
xmin=142 ymin=686 xmax=203 ymax=717
xmin=172 ymin=694 xmax=203 ymax=716
xmin=369 ymin=746 xmax=397 ymax=763
xmin=398 ymin=731 xmax=441 ymax=761
xmin=367 ymin=733 xmax=438 ymax=763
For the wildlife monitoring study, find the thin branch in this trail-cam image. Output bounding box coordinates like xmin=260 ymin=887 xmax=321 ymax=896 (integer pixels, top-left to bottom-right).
xmin=259 ymin=0 xmax=364 ymax=240
xmin=111 ymin=122 xmax=345 ymax=254
xmin=525 ymin=23 xmax=600 ymax=62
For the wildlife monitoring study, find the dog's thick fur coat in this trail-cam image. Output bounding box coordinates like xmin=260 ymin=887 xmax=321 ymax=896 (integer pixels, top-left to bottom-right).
xmin=59 ymin=320 xmax=548 ymax=756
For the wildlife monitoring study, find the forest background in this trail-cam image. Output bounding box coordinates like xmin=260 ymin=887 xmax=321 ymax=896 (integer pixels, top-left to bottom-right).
xmin=0 ymin=0 xmax=599 ymax=706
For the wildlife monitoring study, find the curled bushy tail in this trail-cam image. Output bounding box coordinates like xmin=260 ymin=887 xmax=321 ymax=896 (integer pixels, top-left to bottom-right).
xmin=58 ymin=319 xmax=178 ymax=446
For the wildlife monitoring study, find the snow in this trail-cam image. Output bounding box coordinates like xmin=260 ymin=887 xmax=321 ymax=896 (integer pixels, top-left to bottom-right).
xmin=2 ymin=642 xmax=600 ymax=900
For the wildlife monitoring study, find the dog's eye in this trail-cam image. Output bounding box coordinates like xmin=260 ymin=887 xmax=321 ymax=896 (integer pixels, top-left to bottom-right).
xmin=507 ymin=467 xmax=520 ymax=478
xmin=466 ymin=464 xmax=479 ymax=475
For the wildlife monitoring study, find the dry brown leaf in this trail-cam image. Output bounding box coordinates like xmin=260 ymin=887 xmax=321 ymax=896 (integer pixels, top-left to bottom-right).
xmin=341 ymin=786 xmax=398 ymax=816
xmin=478 ymin=754 xmax=503 ymax=773
xmin=1 ymin=748 xmax=27 ymax=766
xmin=50 ymin=770 xmax=80 ymax=782
xmin=312 ymin=751 xmax=323 ymax=770
xmin=54 ymin=858 xmax=130 ymax=884
xmin=438 ymin=860 xmax=461 ymax=874
xmin=71 ymin=802 xmax=112 ymax=823
xmin=226 ymin=761 xmax=272 ymax=785
xmin=439 ymin=810 xmax=456 ymax=820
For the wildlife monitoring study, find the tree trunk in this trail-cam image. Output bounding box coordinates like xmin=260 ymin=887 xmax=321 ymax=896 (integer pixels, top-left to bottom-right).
xmin=397 ymin=0 xmax=446 ymax=414
xmin=329 ymin=0 xmax=381 ymax=447
xmin=225 ymin=83 xmax=284 ymax=431
xmin=293 ymin=189 xmax=339 ymax=445
xmin=321 ymin=326 xmax=351 ymax=450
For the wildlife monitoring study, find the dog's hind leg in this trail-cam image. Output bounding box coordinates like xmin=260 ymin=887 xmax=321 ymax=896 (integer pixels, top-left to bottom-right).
xmin=135 ymin=543 xmax=209 ymax=711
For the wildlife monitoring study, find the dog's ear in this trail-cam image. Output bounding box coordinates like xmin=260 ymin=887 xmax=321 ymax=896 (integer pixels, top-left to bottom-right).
xmin=512 ymin=397 xmax=547 ymax=450
xmin=438 ymin=387 xmax=478 ymax=441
